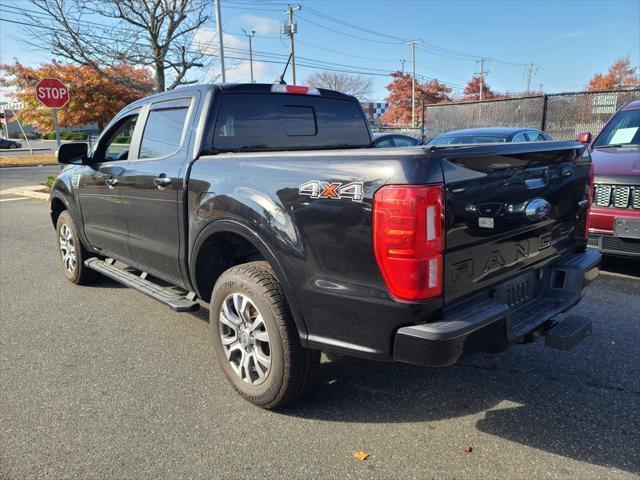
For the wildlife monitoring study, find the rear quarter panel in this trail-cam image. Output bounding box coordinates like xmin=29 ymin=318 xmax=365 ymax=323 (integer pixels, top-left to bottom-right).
xmin=187 ymin=148 xmax=444 ymax=358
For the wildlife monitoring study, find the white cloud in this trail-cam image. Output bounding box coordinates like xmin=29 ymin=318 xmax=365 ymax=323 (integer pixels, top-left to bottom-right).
xmin=191 ymin=27 xmax=278 ymax=84
xmin=552 ymin=30 xmax=585 ymax=41
xmin=226 ymin=60 xmax=274 ymax=83
xmin=192 ymin=27 xmax=245 ymax=56
xmin=239 ymin=14 xmax=281 ymax=36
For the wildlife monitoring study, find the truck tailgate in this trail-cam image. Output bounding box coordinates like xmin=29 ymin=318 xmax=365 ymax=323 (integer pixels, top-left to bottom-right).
xmin=437 ymin=142 xmax=590 ymax=305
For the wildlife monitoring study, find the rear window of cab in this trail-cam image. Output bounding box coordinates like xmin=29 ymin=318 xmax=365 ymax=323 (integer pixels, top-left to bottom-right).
xmin=213 ymin=93 xmax=371 ymax=151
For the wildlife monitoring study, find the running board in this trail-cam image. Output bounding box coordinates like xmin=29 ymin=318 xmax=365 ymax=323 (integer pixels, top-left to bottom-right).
xmin=84 ymin=258 xmax=199 ymax=312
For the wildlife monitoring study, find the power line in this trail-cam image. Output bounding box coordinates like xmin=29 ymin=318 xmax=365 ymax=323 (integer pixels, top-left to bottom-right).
xmin=297 ymin=10 xmax=528 ymax=67
xmin=0 ymin=15 xmax=470 ymax=91
xmin=0 ymin=2 xmax=535 ymax=91
xmin=303 ymin=6 xmax=409 ymax=43
xmin=2 ymin=1 xmax=467 ymax=87
xmin=2 ymin=0 xmax=531 ymax=69
xmin=297 ymin=14 xmax=401 ymax=45
xmin=0 ymin=17 xmax=394 ymax=81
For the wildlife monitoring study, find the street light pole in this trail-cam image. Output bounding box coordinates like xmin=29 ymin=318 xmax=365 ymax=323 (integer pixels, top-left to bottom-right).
xmin=242 ymin=28 xmax=256 ymax=82
xmin=214 ymin=0 xmax=226 ymax=83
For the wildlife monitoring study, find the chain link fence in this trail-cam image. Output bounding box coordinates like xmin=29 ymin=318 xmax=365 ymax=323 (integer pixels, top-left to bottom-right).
xmin=421 ymin=89 xmax=640 ymax=141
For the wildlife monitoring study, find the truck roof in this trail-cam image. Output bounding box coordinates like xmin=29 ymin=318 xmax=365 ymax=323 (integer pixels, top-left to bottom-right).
xmin=126 ymin=82 xmax=357 ymax=109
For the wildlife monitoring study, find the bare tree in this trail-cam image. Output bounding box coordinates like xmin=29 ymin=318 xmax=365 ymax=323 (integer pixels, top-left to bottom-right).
xmin=306 ymin=71 xmax=374 ymax=100
xmin=24 ymin=0 xmax=213 ymax=92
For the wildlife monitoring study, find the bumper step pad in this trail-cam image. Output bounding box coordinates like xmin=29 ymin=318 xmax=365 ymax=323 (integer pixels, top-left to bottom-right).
xmin=85 ymin=258 xmax=199 ymax=312
xmin=545 ymin=315 xmax=592 ymax=350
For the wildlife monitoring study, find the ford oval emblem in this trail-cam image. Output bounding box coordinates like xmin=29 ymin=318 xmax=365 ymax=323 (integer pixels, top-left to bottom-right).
xmin=525 ymin=198 xmax=551 ymax=221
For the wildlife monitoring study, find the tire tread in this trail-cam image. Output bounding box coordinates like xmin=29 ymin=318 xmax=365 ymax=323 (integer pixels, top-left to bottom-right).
xmin=213 ymin=261 xmax=319 ymax=409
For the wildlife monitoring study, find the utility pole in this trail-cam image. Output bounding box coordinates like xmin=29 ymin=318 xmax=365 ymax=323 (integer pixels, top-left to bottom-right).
xmin=525 ymin=62 xmax=535 ymax=93
xmin=477 ymin=57 xmax=489 ymax=101
xmin=405 ymin=40 xmax=420 ymax=127
xmin=399 ymin=58 xmax=406 ymax=75
xmin=214 ymin=0 xmax=225 ymax=83
xmin=283 ymin=5 xmax=301 ymax=84
xmin=242 ymin=28 xmax=256 ymax=82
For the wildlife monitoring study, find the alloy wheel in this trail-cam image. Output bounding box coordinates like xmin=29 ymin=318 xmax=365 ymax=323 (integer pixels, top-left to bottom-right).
xmin=219 ymin=293 xmax=272 ymax=385
xmin=59 ymin=224 xmax=77 ymax=273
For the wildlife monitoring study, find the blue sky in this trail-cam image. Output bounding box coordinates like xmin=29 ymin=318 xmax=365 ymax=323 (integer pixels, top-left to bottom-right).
xmin=1 ymin=0 xmax=639 ymax=102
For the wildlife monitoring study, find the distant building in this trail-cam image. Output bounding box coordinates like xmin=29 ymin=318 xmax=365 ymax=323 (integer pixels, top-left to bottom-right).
xmin=0 ymin=101 xmax=98 ymax=139
xmin=0 ymin=101 xmax=37 ymax=138
xmin=361 ymin=102 xmax=388 ymax=125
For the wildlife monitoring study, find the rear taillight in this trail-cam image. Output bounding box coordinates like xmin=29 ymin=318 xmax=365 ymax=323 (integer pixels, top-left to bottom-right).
xmin=372 ymin=185 xmax=444 ymax=302
xmin=584 ymin=163 xmax=594 ymax=237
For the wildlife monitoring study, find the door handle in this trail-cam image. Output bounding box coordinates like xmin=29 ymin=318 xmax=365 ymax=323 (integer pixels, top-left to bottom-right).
xmin=105 ymin=177 xmax=118 ymax=189
xmin=154 ymin=175 xmax=172 ymax=188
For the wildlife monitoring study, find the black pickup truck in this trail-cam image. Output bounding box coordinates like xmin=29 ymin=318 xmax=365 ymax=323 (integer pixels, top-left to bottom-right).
xmin=51 ymin=83 xmax=600 ymax=408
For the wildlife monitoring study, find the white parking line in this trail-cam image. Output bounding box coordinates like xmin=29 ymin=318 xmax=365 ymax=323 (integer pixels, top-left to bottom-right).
xmin=0 ymin=197 xmax=27 ymax=202
xmin=600 ymin=270 xmax=640 ymax=281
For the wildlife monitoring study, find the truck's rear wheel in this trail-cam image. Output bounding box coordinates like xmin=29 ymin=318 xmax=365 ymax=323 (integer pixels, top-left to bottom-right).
xmin=56 ymin=211 xmax=98 ymax=285
xmin=210 ymin=261 xmax=319 ymax=409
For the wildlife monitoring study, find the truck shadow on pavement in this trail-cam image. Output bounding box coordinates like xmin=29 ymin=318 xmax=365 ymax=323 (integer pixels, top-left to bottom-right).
xmin=600 ymin=256 xmax=640 ymax=278
xmin=281 ymin=350 xmax=639 ymax=475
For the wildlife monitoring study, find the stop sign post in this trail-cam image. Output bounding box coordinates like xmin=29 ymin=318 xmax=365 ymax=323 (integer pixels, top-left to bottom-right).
xmin=35 ymin=78 xmax=70 ymax=148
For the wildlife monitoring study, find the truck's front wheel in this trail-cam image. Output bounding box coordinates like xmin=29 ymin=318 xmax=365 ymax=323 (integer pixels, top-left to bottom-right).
xmin=56 ymin=211 xmax=98 ymax=285
xmin=210 ymin=261 xmax=319 ymax=409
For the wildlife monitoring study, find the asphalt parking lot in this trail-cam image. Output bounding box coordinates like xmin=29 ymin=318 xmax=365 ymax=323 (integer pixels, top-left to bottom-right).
xmin=0 ymin=165 xmax=61 ymax=190
xmin=1 ymin=194 xmax=639 ymax=479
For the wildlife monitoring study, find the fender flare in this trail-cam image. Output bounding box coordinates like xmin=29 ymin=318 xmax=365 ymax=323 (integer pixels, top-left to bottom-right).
xmin=50 ymin=186 xmax=95 ymax=254
xmin=189 ymin=219 xmax=309 ymax=341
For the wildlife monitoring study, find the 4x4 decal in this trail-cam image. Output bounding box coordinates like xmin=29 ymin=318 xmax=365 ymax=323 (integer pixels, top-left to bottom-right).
xmin=298 ymin=181 xmax=364 ymax=202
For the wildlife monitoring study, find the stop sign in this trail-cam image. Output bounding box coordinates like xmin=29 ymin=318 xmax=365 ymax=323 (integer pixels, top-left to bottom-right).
xmin=35 ymin=78 xmax=70 ymax=108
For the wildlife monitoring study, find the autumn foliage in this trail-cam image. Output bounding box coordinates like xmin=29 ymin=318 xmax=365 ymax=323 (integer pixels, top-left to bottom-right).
xmin=381 ymin=71 xmax=451 ymax=125
xmin=462 ymin=75 xmax=507 ymax=101
xmin=0 ymin=61 xmax=154 ymax=131
xmin=586 ymin=57 xmax=639 ymax=91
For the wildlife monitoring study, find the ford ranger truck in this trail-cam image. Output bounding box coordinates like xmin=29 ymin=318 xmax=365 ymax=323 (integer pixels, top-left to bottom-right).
xmin=580 ymin=100 xmax=640 ymax=257
xmin=50 ymin=83 xmax=600 ymax=409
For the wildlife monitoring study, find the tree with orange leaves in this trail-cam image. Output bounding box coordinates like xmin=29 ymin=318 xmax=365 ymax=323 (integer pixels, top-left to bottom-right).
xmin=381 ymin=71 xmax=451 ymax=126
xmin=587 ymin=57 xmax=639 ymax=91
xmin=0 ymin=61 xmax=153 ymax=131
xmin=461 ymin=75 xmax=508 ymax=101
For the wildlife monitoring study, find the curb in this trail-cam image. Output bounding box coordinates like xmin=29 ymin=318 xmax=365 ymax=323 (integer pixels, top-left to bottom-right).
xmin=2 ymin=148 xmax=51 ymax=153
xmin=0 ymin=185 xmax=50 ymax=201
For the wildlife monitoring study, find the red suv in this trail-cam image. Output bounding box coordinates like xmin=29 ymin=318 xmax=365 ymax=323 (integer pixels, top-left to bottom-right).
xmin=582 ymin=101 xmax=640 ymax=258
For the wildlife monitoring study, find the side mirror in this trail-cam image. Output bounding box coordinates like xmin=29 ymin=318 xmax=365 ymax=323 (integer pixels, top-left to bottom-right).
xmin=56 ymin=142 xmax=88 ymax=164
xmin=577 ymin=132 xmax=592 ymax=145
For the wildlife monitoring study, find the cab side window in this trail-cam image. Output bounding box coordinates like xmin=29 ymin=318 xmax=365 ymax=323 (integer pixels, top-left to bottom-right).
xmin=97 ymin=114 xmax=139 ymax=162
xmin=139 ymin=98 xmax=191 ymax=159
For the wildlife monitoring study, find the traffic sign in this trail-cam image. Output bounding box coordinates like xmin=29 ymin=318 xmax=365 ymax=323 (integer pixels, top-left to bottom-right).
xmin=35 ymin=78 xmax=69 ymax=109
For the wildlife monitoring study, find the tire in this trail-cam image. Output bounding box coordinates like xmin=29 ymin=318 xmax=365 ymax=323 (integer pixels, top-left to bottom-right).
xmin=209 ymin=261 xmax=319 ymax=409
xmin=55 ymin=210 xmax=98 ymax=285
xmin=9 ymin=143 xmax=18 ymax=149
